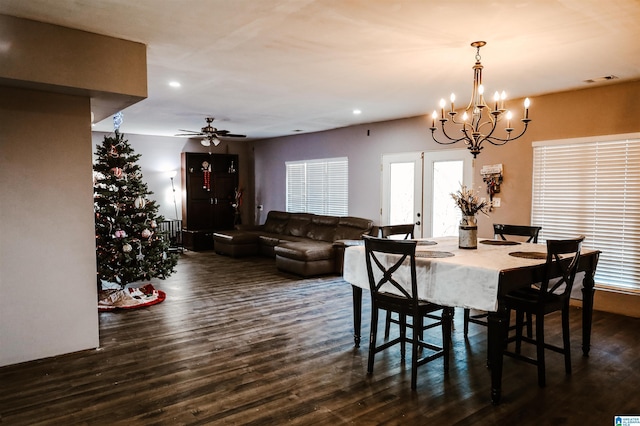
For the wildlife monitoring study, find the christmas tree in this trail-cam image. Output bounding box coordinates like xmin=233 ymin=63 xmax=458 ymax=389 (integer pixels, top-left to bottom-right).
xmin=93 ymin=131 xmax=178 ymax=289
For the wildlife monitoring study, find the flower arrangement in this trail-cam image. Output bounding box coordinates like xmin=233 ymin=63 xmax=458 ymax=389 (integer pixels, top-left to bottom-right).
xmin=451 ymin=184 xmax=490 ymax=217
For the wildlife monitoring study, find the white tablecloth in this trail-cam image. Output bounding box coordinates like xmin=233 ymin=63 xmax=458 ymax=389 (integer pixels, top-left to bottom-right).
xmin=343 ymin=237 xmax=550 ymax=312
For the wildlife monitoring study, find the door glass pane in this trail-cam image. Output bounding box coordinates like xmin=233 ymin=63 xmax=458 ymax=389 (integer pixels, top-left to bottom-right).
xmin=389 ymin=162 xmax=414 ymax=225
xmin=432 ymin=160 xmax=463 ymax=237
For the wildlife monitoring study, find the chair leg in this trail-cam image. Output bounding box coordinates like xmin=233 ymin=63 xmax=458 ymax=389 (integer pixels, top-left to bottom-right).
xmin=367 ymin=308 xmax=379 ymax=374
xmin=442 ymin=308 xmax=454 ymax=373
xmin=562 ymin=306 xmax=572 ymax=375
xmin=384 ymin=310 xmax=392 ymax=339
xmin=536 ymin=313 xmax=546 ymax=387
xmin=526 ymin=313 xmax=533 ymax=338
xmin=411 ymin=315 xmax=419 ymax=390
xmin=399 ymin=313 xmax=407 ymax=360
xmin=463 ymin=308 xmax=470 ymax=336
xmin=515 ymin=310 xmax=524 ymax=354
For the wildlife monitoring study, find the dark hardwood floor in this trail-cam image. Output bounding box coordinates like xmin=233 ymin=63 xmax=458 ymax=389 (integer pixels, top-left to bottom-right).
xmin=1 ymin=250 xmax=638 ymax=425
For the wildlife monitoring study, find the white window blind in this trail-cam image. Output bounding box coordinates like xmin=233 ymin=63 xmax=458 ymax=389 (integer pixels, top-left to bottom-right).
xmin=286 ymin=157 xmax=348 ymax=216
xmin=532 ymin=134 xmax=640 ymax=292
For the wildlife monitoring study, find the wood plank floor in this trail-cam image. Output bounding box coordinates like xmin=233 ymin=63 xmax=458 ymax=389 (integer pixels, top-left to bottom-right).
xmin=1 ymin=250 xmax=638 ymax=425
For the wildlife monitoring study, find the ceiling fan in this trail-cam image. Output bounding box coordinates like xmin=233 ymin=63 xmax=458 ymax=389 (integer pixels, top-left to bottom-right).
xmin=176 ymin=117 xmax=246 ymax=147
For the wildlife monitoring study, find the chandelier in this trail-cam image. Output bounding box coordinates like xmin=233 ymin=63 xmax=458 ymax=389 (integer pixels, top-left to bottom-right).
xmin=430 ymin=41 xmax=531 ymax=158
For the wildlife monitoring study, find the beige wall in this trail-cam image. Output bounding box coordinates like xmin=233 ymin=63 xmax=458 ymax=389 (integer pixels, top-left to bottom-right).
xmin=0 ymin=15 xmax=147 ymax=366
xmin=475 ymin=80 xmax=640 ymax=236
xmin=0 ymin=87 xmax=99 ymax=366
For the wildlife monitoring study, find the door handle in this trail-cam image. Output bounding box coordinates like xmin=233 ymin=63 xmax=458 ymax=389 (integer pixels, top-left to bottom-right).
xmin=415 ymin=221 xmax=421 ymax=226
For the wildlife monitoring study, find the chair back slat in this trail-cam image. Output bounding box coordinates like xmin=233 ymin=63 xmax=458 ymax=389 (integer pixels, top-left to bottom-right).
xmin=364 ymin=236 xmax=418 ymax=304
xmin=494 ymin=224 xmax=542 ymax=243
xmin=380 ymin=224 xmax=415 ymax=240
xmin=540 ymin=236 xmax=585 ymax=298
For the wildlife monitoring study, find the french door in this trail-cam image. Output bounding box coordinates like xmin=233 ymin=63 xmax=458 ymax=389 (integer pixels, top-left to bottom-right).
xmin=382 ymin=149 xmax=473 ymax=238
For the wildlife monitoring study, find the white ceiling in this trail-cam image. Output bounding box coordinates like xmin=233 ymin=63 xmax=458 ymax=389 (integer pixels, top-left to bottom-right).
xmin=1 ymin=0 xmax=639 ymax=141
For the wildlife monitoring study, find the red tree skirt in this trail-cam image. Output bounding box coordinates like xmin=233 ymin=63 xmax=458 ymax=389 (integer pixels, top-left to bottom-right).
xmin=98 ymin=283 xmax=166 ymax=312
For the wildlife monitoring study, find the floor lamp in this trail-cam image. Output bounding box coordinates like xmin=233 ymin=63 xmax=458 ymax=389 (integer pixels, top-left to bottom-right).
xmin=169 ymin=170 xmax=179 ymax=220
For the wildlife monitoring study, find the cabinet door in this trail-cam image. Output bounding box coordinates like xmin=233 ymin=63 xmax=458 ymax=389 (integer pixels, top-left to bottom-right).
xmin=182 ymin=153 xmax=238 ymax=231
xmin=213 ymin=174 xmax=236 ymax=229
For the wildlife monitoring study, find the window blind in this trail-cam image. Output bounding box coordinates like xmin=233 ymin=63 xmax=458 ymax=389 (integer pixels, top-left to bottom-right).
xmin=286 ymin=157 xmax=348 ymax=216
xmin=531 ymin=134 xmax=640 ymax=292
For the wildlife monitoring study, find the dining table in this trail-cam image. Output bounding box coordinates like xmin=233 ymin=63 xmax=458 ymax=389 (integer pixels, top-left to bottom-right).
xmin=342 ymin=236 xmax=600 ymax=405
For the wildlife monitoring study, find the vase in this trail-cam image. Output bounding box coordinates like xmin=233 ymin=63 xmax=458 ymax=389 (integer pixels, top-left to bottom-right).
xmin=459 ymin=215 xmax=478 ymax=249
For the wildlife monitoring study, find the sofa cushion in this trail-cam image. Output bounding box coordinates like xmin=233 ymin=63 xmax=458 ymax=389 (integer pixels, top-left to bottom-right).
xmin=306 ymin=216 xmax=339 ymax=242
xmin=284 ymin=214 xmax=313 ymax=237
xmin=263 ymin=211 xmax=289 ymax=234
xmin=334 ymin=216 xmax=373 ymax=240
xmin=274 ymin=241 xmax=335 ymax=261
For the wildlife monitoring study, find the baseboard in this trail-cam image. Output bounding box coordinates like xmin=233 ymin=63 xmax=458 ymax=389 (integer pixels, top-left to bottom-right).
xmin=570 ymin=287 xmax=640 ymax=318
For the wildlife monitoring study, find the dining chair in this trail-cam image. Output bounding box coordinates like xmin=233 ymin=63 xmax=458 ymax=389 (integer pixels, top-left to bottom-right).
xmin=379 ymin=224 xmax=416 ymax=338
xmin=380 ymin=224 xmax=415 ymax=240
xmin=463 ymin=223 xmax=542 ymax=337
xmin=502 ymin=236 xmax=584 ymax=387
xmin=364 ymin=236 xmax=453 ymax=389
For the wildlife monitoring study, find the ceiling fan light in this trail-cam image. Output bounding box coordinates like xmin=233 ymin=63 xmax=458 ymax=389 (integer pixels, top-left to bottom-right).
xmin=212 ymin=136 xmax=221 ymax=146
xmin=201 ymin=138 xmax=211 ymax=147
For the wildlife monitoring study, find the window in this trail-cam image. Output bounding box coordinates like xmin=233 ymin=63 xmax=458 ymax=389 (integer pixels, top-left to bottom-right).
xmin=286 ymin=157 xmax=348 ymax=216
xmin=531 ymin=133 xmax=640 ymax=292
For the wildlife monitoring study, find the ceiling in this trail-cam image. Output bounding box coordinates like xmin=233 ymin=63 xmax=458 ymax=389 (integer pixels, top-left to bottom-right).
xmin=1 ymin=0 xmax=639 ymax=141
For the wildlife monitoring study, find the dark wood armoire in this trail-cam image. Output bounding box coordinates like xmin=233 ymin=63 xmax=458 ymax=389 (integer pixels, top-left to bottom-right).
xmin=181 ymin=152 xmax=239 ymax=250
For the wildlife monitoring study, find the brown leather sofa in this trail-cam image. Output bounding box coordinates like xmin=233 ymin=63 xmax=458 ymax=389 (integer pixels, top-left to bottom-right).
xmin=213 ymin=211 xmax=373 ymax=276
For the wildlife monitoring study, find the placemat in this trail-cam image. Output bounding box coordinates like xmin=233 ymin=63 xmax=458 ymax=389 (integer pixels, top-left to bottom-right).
xmin=416 ymin=251 xmax=454 ymax=258
xmin=480 ymin=239 xmax=521 ymax=246
xmin=415 ymin=240 xmax=437 ymax=246
xmin=509 ymin=251 xmax=546 ymax=259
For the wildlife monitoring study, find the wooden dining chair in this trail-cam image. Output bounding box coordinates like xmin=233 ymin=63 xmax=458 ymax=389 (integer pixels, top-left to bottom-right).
xmin=502 ymin=236 xmax=584 ymax=387
xmin=463 ymin=223 xmax=542 ymax=337
xmin=379 ymin=224 xmax=416 ymax=338
xmin=364 ymin=236 xmax=453 ymax=389
xmin=380 ymin=224 xmax=415 ymax=240
xmin=494 ymin=224 xmax=542 ymax=243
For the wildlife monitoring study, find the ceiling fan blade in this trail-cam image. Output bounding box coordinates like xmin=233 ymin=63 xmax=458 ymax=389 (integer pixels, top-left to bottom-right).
xmin=222 ymin=133 xmax=246 ymax=138
xmin=175 ymin=132 xmax=204 ymax=136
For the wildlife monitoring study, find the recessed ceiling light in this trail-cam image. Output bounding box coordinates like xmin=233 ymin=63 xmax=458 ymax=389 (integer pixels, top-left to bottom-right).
xmin=169 ymin=81 xmax=181 ymax=88
xmin=353 ymin=109 xmax=362 ymax=115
